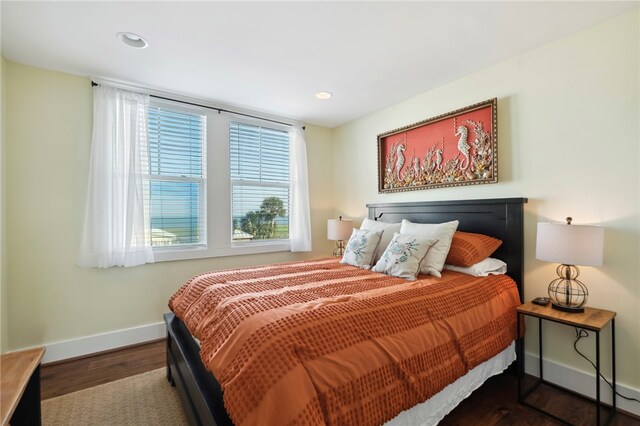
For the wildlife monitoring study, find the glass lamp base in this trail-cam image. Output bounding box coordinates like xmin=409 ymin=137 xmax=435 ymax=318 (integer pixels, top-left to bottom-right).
xmin=547 ymin=264 xmax=588 ymax=314
xmin=551 ymin=303 xmax=584 ymax=313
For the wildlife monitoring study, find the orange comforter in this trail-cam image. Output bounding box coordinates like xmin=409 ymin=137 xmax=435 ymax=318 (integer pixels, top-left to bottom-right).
xmin=169 ymin=258 xmax=520 ymax=426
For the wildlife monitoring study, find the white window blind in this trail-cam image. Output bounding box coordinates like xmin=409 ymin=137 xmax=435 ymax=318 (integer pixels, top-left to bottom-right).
xmin=147 ymin=105 xmax=206 ymax=247
xmin=230 ymin=122 xmax=290 ymax=242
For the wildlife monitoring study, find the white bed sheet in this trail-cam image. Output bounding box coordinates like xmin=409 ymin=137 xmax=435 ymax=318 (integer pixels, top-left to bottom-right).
xmin=386 ymin=341 xmax=516 ymax=426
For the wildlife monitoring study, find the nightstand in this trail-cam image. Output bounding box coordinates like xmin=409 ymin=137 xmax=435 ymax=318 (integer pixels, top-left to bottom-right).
xmin=516 ymin=302 xmax=616 ymax=425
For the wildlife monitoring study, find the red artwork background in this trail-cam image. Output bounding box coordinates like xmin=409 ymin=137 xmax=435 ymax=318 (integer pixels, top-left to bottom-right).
xmin=378 ymin=99 xmax=497 ymax=193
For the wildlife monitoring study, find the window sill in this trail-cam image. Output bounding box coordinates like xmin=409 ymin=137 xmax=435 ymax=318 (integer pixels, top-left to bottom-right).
xmin=152 ymin=241 xmax=291 ymax=262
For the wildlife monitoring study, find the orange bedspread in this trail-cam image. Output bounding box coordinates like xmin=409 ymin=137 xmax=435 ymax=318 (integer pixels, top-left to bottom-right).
xmin=169 ymin=258 xmax=520 ymax=426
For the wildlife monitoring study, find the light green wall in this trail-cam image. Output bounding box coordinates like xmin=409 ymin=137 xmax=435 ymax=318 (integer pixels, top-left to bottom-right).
xmin=4 ymin=62 xmax=334 ymax=350
xmin=332 ymin=10 xmax=639 ymax=390
xmin=1 ymin=55 xmax=7 ymax=354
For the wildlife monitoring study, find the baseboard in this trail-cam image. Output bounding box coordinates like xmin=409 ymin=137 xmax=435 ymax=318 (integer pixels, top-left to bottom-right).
xmin=40 ymin=321 xmax=166 ymax=364
xmin=524 ymin=352 xmax=640 ymax=417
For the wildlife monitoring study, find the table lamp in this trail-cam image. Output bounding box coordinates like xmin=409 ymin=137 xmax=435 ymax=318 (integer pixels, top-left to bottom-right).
xmin=327 ymin=216 xmax=353 ymax=256
xmin=536 ymin=217 xmax=604 ymax=313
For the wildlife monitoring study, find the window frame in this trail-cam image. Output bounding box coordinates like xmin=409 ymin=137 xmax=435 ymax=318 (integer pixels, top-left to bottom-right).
xmin=146 ymin=101 xmax=208 ymax=252
xmin=229 ymin=119 xmax=291 ymax=247
xmin=150 ymin=101 xmax=291 ymax=263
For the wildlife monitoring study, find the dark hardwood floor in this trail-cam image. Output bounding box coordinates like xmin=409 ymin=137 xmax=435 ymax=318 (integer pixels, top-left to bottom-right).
xmin=441 ymin=373 xmax=637 ymax=426
xmin=41 ymin=339 xmax=166 ymax=399
xmin=42 ymin=340 xmax=639 ymax=425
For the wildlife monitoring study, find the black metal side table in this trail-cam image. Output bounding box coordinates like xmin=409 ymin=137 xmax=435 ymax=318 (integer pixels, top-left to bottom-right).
xmin=516 ymin=302 xmax=616 ymax=425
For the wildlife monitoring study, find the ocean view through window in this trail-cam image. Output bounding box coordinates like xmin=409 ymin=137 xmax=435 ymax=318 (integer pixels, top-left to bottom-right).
xmin=147 ymin=105 xmax=206 ymax=248
xmin=230 ymin=122 xmax=290 ymax=242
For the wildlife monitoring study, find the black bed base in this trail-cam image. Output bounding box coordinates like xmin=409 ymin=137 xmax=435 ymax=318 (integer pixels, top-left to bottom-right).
xmin=165 ymin=197 xmax=528 ymax=425
xmin=165 ymin=312 xmax=232 ymax=426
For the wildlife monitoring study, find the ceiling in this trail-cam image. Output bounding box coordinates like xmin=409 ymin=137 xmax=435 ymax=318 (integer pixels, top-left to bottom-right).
xmin=1 ymin=1 xmax=637 ymax=128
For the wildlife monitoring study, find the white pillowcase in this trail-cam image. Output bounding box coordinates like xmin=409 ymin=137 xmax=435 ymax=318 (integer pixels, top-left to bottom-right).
xmin=360 ymin=218 xmax=401 ymax=263
xmin=444 ymin=257 xmax=507 ymax=277
xmin=400 ymin=219 xmax=459 ymax=277
xmin=340 ymin=228 xmax=383 ymax=269
xmin=372 ymin=233 xmax=437 ymax=280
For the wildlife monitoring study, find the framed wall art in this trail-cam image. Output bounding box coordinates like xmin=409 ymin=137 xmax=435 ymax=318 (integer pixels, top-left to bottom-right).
xmin=378 ymin=98 xmax=497 ymax=193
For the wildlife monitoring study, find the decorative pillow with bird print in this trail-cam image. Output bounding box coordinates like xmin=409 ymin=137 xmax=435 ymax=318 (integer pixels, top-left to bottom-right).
xmin=340 ymin=229 xmax=383 ymax=269
xmin=372 ymin=233 xmax=438 ymax=280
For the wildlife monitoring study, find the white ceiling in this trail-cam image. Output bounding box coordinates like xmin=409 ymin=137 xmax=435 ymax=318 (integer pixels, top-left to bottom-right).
xmin=1 ymin=1 xmax=637 ymax=128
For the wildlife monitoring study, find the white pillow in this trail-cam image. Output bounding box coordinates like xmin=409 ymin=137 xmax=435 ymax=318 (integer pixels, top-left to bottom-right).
xmin=444 ymin=257 xmax=507 ymax=277
xmin=340 ymin=228 xmax=383 ymax=269
xmin=360 ymin=218 xmax=401 ymax=263
xmin=372 ymin=233 xmax=437 ymax=280
xmin=400 ymin=219 xmax=459 ymax=277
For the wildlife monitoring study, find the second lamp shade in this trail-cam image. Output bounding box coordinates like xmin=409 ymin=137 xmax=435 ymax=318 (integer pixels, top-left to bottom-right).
xmin=327 ymin=218 xmax=353 ymax=241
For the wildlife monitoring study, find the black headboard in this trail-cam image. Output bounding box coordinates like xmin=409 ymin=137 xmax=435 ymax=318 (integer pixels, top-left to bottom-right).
xmin=367 ymin=198 xmax=527 ymax=302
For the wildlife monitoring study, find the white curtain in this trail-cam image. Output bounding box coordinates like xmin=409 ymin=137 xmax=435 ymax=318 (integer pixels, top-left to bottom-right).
xmin=77 ymin=86 xmax=154 ymax=268
xmin=289 ymin=126 xmax=312 ymax=252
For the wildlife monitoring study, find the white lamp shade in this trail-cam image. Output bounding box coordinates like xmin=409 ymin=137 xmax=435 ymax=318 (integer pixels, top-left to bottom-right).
xmin=536 ymin=222 xmax=604 ymax=266
xmin=327 ymin=218 xmax=353 ymax=241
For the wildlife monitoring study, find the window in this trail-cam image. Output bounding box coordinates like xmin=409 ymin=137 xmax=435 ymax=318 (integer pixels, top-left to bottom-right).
xmin=149 ymin=108 xmax=294 ymax=262
xmin=146 ymin=105 xmax=207 ymax=249
xmin=80 ymin=85 xmax=306 ymax=267
xmin=230 ymin=122 xmax=290 ymax=243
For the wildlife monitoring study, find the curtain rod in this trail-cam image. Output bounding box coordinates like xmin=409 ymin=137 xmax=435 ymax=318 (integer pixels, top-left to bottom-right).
xmin=91 ymin=81 xmax=301 ymax=129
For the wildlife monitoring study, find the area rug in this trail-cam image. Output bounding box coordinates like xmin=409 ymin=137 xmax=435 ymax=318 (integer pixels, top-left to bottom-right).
xmin=42 ymin=368 xmax=188 ymax=425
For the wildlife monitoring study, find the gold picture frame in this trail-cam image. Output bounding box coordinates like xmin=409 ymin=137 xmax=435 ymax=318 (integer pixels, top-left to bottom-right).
xmin=377 ymin=98 xmax=498 ymax=193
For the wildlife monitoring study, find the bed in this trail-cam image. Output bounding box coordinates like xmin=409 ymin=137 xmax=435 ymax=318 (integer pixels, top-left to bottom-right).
xmin=164 ymin=197 xmax=527 ymax=426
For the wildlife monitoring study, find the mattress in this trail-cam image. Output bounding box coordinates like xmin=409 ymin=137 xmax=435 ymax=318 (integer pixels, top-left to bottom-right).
xmin=170 ymin=258 xmax=520 ymax=426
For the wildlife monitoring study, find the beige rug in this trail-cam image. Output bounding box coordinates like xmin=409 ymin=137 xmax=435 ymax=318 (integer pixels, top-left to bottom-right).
xmin=42 ymin=368 xmax=188 ymax=425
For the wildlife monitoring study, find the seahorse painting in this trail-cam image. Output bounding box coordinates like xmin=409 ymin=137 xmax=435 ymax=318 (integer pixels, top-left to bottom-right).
xmin=455 ymin=125 xmax=470 ymax=170
xmin=434 ymin=148 xmax=443 ymax=171
xmin=395 ymin=143 xmax=406 ymax=181
xmin=378 ymin=99 xmax=496 ymax=192
xmin=412 ymin=157 xmax=420 ymax=180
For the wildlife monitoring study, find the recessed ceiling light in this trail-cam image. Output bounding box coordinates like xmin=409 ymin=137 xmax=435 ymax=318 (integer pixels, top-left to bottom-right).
xmin=117 ymin=32 xmax=148 ymax=49
xmin=315 ymin=91 xmax=332 ymax=100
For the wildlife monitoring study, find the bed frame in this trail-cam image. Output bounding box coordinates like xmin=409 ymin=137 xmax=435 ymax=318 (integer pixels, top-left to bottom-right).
xmin=164 ymin=197 xmax=527 ymax=426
